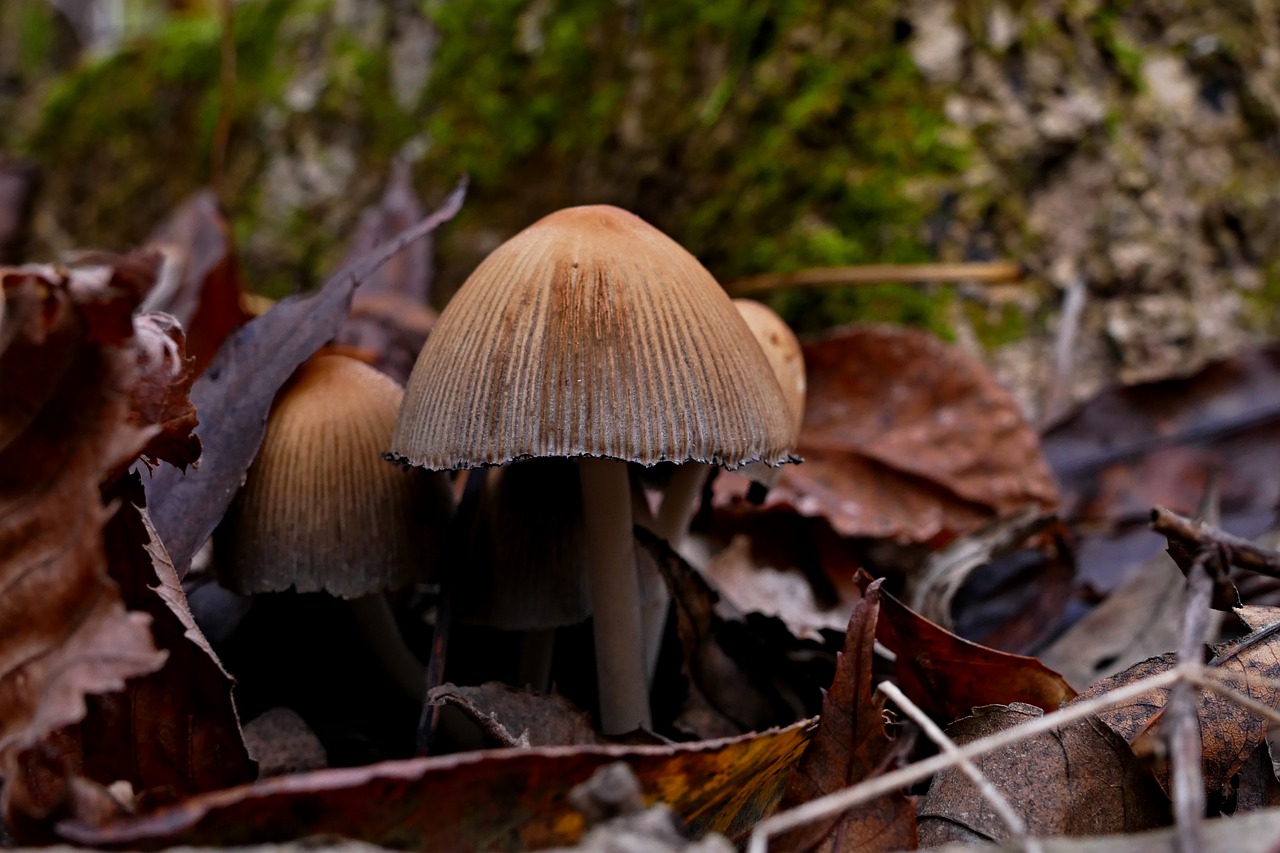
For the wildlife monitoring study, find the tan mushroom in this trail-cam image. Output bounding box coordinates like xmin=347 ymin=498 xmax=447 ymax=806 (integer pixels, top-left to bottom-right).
xmin=217 ymin=353 xmax=452 ymax=698
xmin=388 ymin=205 xmax=795 ymax=733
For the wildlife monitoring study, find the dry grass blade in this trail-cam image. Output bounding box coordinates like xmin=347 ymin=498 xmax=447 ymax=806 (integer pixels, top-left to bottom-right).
xmin=725 ymin=261 xmax=1024 ymax=296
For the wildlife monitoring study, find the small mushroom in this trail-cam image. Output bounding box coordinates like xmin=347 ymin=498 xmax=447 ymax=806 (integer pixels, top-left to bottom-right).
xmin=388 ymin=205 xmax=795 ymax=734
xmin=216 ymin=353 xmax=452 ymax=698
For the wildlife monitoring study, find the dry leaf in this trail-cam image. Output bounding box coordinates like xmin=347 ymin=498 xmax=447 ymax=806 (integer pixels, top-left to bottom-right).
xmin=427 ymin=682 xmax=601 ymax=747
xmin=59 ymin=721 xmax=813 ymax=850
xmin=776 ymin=579 xmax=918 ymax=852
xmin=143 ymin=190 xmax=252 ymax=375
xmin=1079 ymin=610 xmax=1280 ymax=797
xmin=917 ymin=703 xmax=1167 ymax=845
xmin=76 ymin=475 xmax=254 ymax=808
xmin=0 ymin=260 xmax=169 ymax=831
xmin=856 ymin=572 xmax=1076 ymax=720
xmin=718 ymin=325 xmax=1058 ymax=543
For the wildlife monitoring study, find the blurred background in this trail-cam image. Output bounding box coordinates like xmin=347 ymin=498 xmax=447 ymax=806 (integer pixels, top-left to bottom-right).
xmin=3 ymin=0 xmax=1279 ymax=418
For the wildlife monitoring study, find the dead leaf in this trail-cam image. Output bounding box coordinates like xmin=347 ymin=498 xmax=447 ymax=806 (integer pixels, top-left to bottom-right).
xmin=775 ymin=579 xmax=918 ymax=852
xmin=75 ymin=474 xmax=254 ymax=810
xmin=643 ymin=529 xmax=832 ymax=738
xmin=427 ymin=682 xmax=601 ymax=747
xmin=1232 ymin=741 xmax=1280 ymax=814
xmin=856 ymin=572 xmax=1076 ymax=720
xmin=1043 ymin=345 xmax=1280 ymax=592
xmin=718 ymin=325 xmax=1059 ymax=543
xmin=126 ymin=313 xmax=200 ymax=473
xmin=144 ymin=179 xmax=466 ymax=575
xmin=0 ymin=260 xmax=169 ymax=830
xmin=1078 ymin=612 xmax=1280 ymax=797
xmin=143 ymin=190 xmax=252 ymax=375
xmin=59 ymin=720 xmax=814 ymax=851
xmin=917 ymin=703 xmax=1167 ymax=844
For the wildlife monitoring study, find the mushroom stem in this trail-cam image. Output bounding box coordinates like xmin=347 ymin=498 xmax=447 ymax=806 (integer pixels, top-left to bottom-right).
xmin=518 ymin=628 xmax=556 ymax=691
xmin=639 ymin=463 xmax=709 ymax=679
xmin=578 ymin=456 xmax=651 ymax=733
xmin=349 ymin=593 xmax=425 ymax=701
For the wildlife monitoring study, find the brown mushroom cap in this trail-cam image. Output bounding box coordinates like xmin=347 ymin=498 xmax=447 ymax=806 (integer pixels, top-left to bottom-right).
xmin=217 ymin=354 xmax=451 ymax=598
xmin=388 ymin=205 xmax=796 ymax=471
xmin=732 ymin=299 xmax=806 ymax=437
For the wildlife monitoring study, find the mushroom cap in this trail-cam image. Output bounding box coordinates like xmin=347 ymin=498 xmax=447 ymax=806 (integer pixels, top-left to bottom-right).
xmin=389 ymin=205 xmax=796 ymax=471
xmin=732 ymin=299 xmax=807 ymax=436
xmin=217 ymin=354 xmax=452 ymax=598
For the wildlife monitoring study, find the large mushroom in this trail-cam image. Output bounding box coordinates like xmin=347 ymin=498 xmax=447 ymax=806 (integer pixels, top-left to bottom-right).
xmin=388 ymin=205 xmax=796 ymax=734
xmin=216 ymin=353 xmax=453 ymax=698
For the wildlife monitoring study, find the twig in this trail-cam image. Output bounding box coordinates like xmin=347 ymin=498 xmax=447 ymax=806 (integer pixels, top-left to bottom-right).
xmin=878 ymin=682 xmax=1039 ymax=852
xmin=1041 ymin=275 xmax=1086 ymax=428
xmin=1151 ymin=506 xmax=1280 ymax=579
xmin=1169 ymin=549 xmax=1217 ymax=853
xmin=724 ymin=261 xmax=1024 ymax=296
xmin=747 ymin=667 xmax=1183 ymax=853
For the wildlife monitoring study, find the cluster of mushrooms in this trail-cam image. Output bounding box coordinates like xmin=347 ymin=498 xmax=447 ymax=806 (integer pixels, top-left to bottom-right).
xmin=216 ymin=205 xmax=807 ymax=736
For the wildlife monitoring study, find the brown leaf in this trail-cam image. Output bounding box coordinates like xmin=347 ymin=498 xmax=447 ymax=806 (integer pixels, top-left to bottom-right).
xmin=643 ymin=529 xmax=830 ymax=738
xmin=1232 ymin=741 xmax=1280 ymax=814
xmin=1078 ymin=610 xmax=1280 ymax=797
xmin=1043 ymin=344 xmax=1280 ymax=592
xmin=144 ymin=190 xmax=252 ymax=375
xmin=126 ymin=314 xmax=200 ymax=472
xmin=59 ymin=721 xmax=813 ymax=850
xmin=426 ymin=682 xmax=601 ymax=747
xmin=857 ymin=572 xmax=1076 ymax=720
xmin=718 ymin=325 xmax=1058 ymax=543
xmin=917 ymin=703 xmax=1167 ymax=844
xmin=0 ymin=261 xmax=168 ymax=830
xmin=776 ymin=579 xmax=917 ymax=852
xmin=144 ymin=179 xmax=466 ymax=574
xmin=76 ymin=474 xmax=254 ymax=809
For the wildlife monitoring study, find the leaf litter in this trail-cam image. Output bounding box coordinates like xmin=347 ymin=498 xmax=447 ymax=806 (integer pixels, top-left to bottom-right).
xmin=12 ymin=172 xmax=1280 ymax=853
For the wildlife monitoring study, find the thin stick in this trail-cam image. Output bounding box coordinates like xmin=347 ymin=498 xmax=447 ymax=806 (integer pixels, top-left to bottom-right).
xmin=725 ymin=261 xmax=1024 ymax=296
xmin=747 ymin=667 xmax=1183 ymax=853
xmin=1151 ymin=506 xmax=1280 ymax=578
xmin=1170 ymin=550 xmax=1215 ymax=853
xmin=878 ymin=682 xmax=1037 ymax=850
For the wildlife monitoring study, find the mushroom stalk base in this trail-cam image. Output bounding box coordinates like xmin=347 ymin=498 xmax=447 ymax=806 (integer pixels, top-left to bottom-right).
xmin=350 ymin=593 xmax=426 ymax=701
xmin=579 ymin=456 xmax=651 ymax=734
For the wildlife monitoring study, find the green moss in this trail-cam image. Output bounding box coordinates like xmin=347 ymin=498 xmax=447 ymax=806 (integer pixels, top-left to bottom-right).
xmin=964 ymin=297 xmax=1030 ymax=349
xmin=425 ymin=0 xmax=968 ymax=331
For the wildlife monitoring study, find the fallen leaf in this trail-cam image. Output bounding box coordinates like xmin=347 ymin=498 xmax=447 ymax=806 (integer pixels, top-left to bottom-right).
xmin=75 ymin=474 xmax=254 ymax=810
xmin=0 ymin=260 xmax=169 ymax=830
xmin=775 ymin=579 xmax=918 ymax=852
xmin=1043 ymin=345 xmax=1280 ymax=592
xmin=1078 ymin=609 xmax=1280 ymax=797
xmin=857 ymin=572 xmax=1076 ymax=720
xmin=1232 ymin=741 xmax=1280 ymax=814
xmin=143 ymin=190 xmax=252 ymax=374
xmin=59 ymin=720 xmax=814 ymax=851
xmin=718 ymin=325 xmax=1059 ymax=543
xmin=644 ymin=529 xmax=833 ymax=738
xmin=916 ymin=703 xmax=1167 ymax=845
xmin=427 ymin=682 xmax=601 ymax=747
xmin=126 ymin=313 xmax=201 ymax=473
xmin=144 ymin=179 xmax=466 ymax=574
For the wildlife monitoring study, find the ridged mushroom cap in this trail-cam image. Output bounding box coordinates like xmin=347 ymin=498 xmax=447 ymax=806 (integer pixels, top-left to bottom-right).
xmin=217 ymin=354 xmax=452 ymax=598
xmin=732 ymin=299 xmax=807 ymax=436
xmin=389 ymin=205 xmax=796 ymax=470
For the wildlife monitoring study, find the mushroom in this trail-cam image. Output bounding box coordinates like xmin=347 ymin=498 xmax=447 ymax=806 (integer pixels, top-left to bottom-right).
xmin=388 ymin=205 xmax=795 ymax=734
xmin=216 ymin=353 xmax=453 ymax=698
